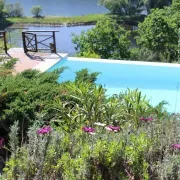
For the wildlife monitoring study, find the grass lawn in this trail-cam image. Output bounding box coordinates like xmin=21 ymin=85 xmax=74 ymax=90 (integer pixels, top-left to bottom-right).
xmin=7 ymin=14 xmax=107 ymax=25
xmin=3 ymin=14 xmax=144 ymax=27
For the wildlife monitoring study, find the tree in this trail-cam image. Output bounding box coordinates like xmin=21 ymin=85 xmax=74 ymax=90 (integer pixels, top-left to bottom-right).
xmin=143 ymin=0 xmax=172 ymax=13
xmin=130 ymin=47 xmax=159 ymax=61
xmin=30 ymin=6 xmax=42 ymax=17
xmin=178 ymin=28 xmax=180 ymax=62
xmin=99 ymin=0 xmax=144 ymax=16
xmin=5 ymin=2 xmax=23 ymax=17
xmin=171 ymin=0 xmax=180 ymax=12
xmin=136 ymin=8 xmax=179 ymax=62
xmin=171 ymin=0 xmax=180 ymax=62
xmin=99 ymin=0 xmax=172 ymax=16
xmin=0 ymin=0 xmax=5 ymax=20
xmin=72 ymin=18 xmax=131 ymax=60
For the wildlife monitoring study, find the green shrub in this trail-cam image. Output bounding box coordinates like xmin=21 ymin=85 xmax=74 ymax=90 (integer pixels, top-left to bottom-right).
xmin=2 ymin=58 xmax=18 ymax=69
xmin=72 ymin=18 xmax=131 ymax=60
xmin=0 ymin=68 xmax=66 ymax=134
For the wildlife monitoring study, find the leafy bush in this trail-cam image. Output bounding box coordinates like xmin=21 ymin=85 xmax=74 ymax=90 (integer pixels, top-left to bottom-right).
xmin=30 ymin=6 xmax=42 ymax=17
xmin=0 ymin=68 xmax=66 ymax=135
xmin=72 ymin=18 xmax=131 ymax=60
xmin=136 ymin=6 xmax=179 ymax=62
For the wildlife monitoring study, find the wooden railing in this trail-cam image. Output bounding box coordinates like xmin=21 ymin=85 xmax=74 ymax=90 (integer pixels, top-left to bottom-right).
xmin=22 ymin=30 xmax=59 ymax=54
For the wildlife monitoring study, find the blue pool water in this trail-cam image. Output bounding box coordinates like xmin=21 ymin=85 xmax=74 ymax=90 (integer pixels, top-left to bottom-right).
xmin=48 ymin=58 xmax=180 ymax=113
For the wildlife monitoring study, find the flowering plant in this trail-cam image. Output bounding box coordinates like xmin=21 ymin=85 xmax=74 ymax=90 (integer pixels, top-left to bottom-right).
xmin=139 ymin=117 xmax=153 ymax=122
xmin=37 ymin=126 xmax=52 ymax=135
xmin=105 ymin=125 xmax=121 ymax=132
xmin=82 ymin=126 xmax=95 ymax=135
xmin=171 ymin=144 xmax=180 ymax=149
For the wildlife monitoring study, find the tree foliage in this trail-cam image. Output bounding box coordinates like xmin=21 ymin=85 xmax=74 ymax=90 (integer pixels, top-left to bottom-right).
xmin=30 ymin=6 xmax=42 ymax=17
xmin=0 ymin=0 xmax=5 ymax=20
xmin=5 ymin=2 xmax=23 ymax=17
xmin=99 ymin=0 xmax=172 ymax=16
xmin=144 ymin=0 xmax=172 ymax=13
xmin=72 ymin=18 xmax=131 ymax=60
xmin=136 ymin=6 xmax=179 ymax=62
xmin=99 ymin=0 xmax=144 ymax=16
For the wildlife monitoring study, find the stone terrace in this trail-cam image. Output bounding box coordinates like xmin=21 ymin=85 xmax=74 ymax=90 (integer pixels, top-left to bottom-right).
xmin=7 ymin=48 xmax=68 ymax=74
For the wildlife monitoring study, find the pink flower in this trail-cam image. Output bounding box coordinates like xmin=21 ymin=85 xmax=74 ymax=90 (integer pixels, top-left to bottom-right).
xmin=0 ymin=137 xmax=4 ymax=148
xmin=37 ymin=126 xmax=52 ymax=135
xmin=105 ymin=125 xmax=121 ymax=132
xmin=139 ymin=117 xmax=153 ymax=122
xmin=171 ymin=144 xmax=180 ymax=149
xmin=82 ymin=126 xmax=95 ymax=135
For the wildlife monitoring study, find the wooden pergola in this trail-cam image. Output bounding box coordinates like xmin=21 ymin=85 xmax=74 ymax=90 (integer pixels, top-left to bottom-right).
xmin=22 ymin=30 xmax=59 ymax=54
xmin=0 ymin=31 xmax=8 ymax=54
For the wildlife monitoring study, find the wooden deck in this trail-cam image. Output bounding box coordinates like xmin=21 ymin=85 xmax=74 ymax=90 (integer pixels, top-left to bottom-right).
xmin=7 ymin=48 xmax=68 ymax=74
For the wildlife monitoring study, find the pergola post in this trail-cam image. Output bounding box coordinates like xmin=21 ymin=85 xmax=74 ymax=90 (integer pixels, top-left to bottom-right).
xmin=0 ymin=31 xmax=8 ymax=54
xmin=2 ymin=31 xmax=7 ymax=54
xmin=22 ymin=32 xmax=27 ymax=53
xmin=22 ymin=30 xmax=59 ymax=54
xmin=52 ymin=31 xmax=57 ymax=54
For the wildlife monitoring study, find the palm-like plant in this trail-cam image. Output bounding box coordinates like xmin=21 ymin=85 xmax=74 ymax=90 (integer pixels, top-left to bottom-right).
xmin=118 ymin=88 xmax=152 ymax=128
xmin=52 ymin=82 xmax=106 ymax=127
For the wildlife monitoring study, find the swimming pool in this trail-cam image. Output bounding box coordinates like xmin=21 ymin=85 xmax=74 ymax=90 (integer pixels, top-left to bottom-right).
xmin=48 ymin=57 xmax=180 ymax=113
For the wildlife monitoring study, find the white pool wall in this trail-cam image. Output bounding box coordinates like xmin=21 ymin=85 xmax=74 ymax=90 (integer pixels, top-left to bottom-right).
xmin=68 ymin=57 xmax=180 ymax=68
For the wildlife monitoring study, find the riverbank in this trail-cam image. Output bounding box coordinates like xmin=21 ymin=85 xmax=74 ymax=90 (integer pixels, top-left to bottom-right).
xmin=4 ymin=14 xmax=145 ymax=27
xmin=7 ymin=14 xmax=106 ymax=27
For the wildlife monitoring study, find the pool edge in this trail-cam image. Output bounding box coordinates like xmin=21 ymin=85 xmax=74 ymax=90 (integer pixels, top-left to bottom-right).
xmin=68 ymin=57 xmax=180 ymax=68
xmin=33 ymin=53 xmax=68 ymax=72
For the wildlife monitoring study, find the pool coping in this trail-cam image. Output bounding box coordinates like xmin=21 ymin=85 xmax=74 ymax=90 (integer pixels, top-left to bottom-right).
xmin=68 ymin=57 xmax=180 ymax=68
xmin=33 ymin=53 xmax=68 ymax=72
xmin=36 ymin=56 xmax=180 ymax=72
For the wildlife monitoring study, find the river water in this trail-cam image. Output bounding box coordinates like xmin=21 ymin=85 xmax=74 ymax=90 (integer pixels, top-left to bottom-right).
xmin=7 ymin=24 xmax=137 ymax=55
xmin=6 ymin=0 xmax=108 ymax=16
xmin=5 ymin=1 xmax=136 ymax=55
xmin=7 ymin=25 xmax=94 ymax=55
